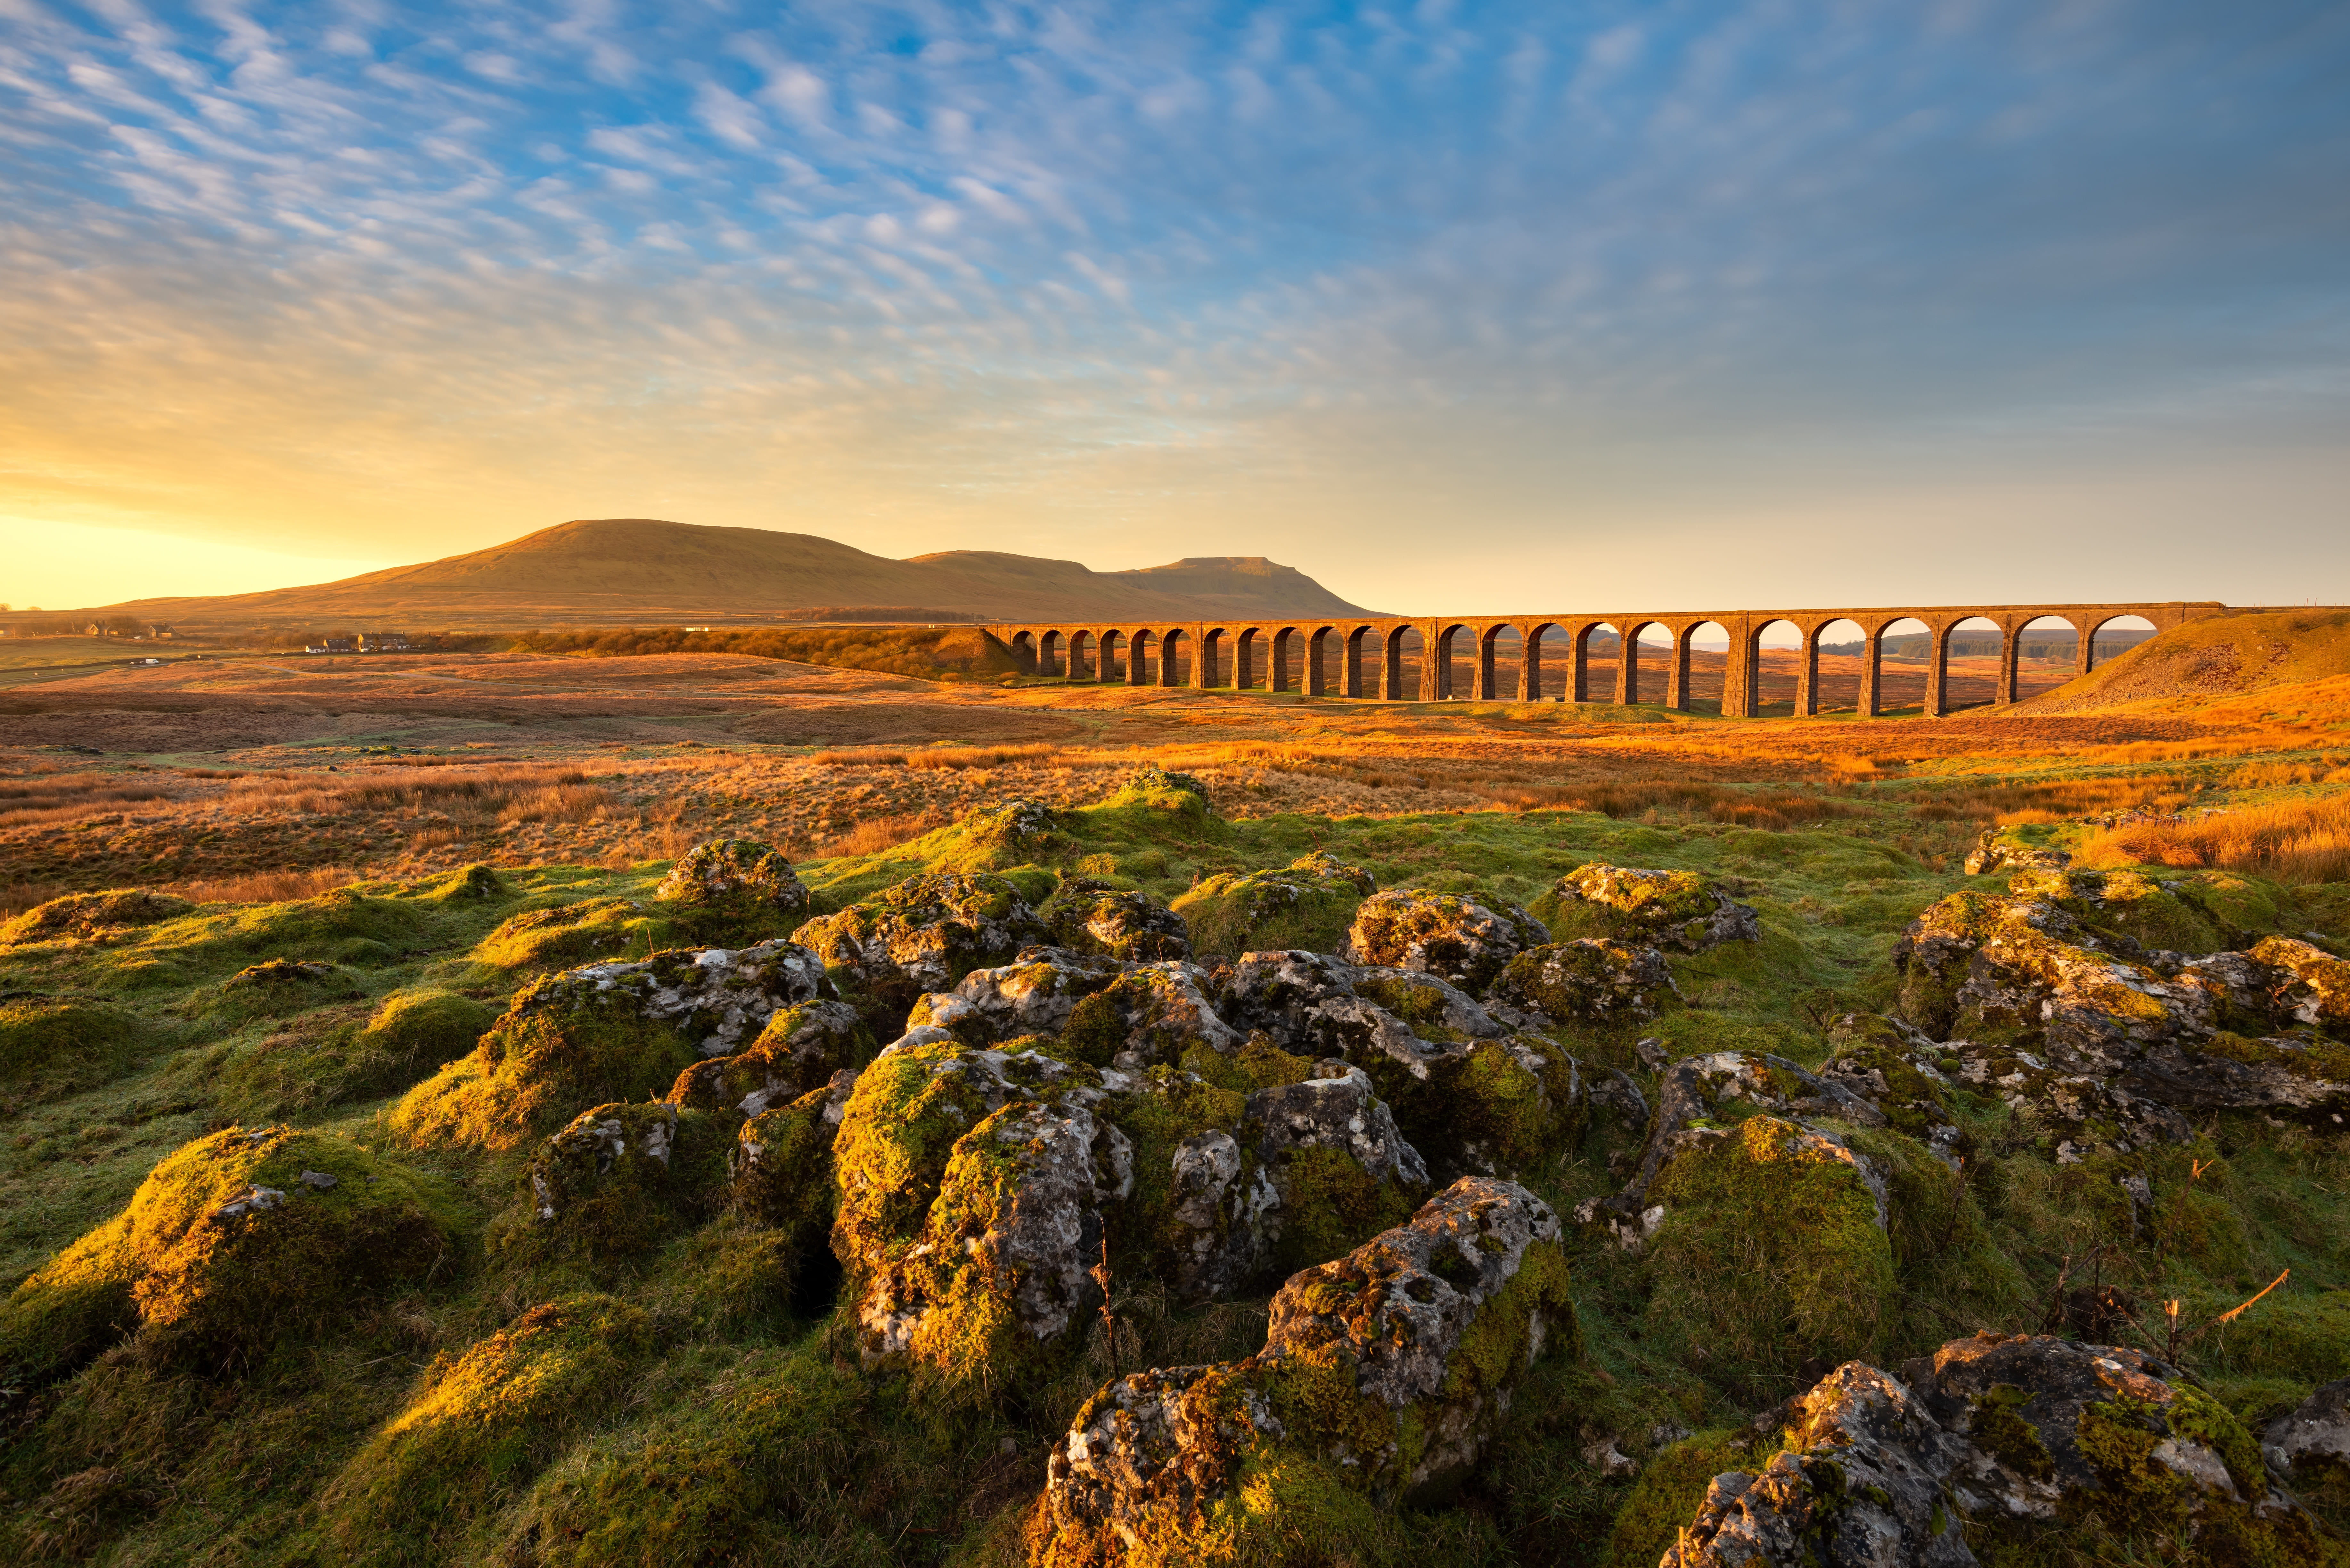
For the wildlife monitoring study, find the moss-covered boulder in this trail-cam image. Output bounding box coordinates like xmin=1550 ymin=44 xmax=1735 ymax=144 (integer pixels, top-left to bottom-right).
xmin=654 ymin=837 xmax=811 ymax=942
xmin=0 ymin=1126 xmax=456 ymax=1381
xmin=2249 ymin=934 xmax=2350 ymax=1030
xmin=1638 ymin=1116 xmax=1896 ymax=1375
xmin=855 ymin=1096 xmax=1132 ymax=1388
xmin=1534 ymin=863 xmax=1760 ymax=953
xmin=0 ymin=888 xmax=193 ymax=945
xmin=1965 ymin=825 xmax=2071 ymax=876
xmin=1343 ymin=888 xmax=1547 ymax=996
xmin=1490 ymin=938 xmax=1679 ymax=1027
xmin=1233 ymin=1062 xmax=1428 ymax=1278
xmin=667 ymin=997 xmax=873 ymax=1116
xmin=2264 ymin=1377 xmax=2350 ymax=1487
xmin=393 ymin=942 xmax=824 ymax=1151
xmin=1041 ymin=876 xmax=1191 ymax=961
xmin=313 ymin=1295 xmax=656 ymax=1560
xmin=790 ymin=872 xmax=1052 ymax=1031
xmin=2007 ymin=865 xmax=2234 ymax=956
xmin=1031 ymin=1178 xmax=1575 ymax=1563
xmin=902 ymin=948 xmax=1132 ymax=1048
xmin=1052 ymin=960 xmax=1245 ymax=1068
xmin=518 ymin=1101 xmax=731 ymax=1259
xmin=1431 ymin=1033 xmax=1588 ymax=1180
xmin=0 ymin=996 xmax=150 ymax=1090
xmin=470 ymin=897 xmax=657 ymax=972
xmin=1172 ymin=851 xmax=1377 ymax=957
xmin=733 ymin=1075 xmax=855 ymax=1237
xmin=1817 ymin=1012 xmax=1965 ymax=1156
xmin=1925 ymin=1333 xmax=2327 ymax=1559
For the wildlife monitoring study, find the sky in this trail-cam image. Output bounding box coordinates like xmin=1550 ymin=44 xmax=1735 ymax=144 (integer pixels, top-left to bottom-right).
xmin=3 ymin=1 xmax=2348 ymax=616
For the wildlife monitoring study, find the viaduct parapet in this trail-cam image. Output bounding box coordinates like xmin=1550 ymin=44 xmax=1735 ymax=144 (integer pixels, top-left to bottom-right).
xmin=983 ymin=602 xmax=2228 ymax=717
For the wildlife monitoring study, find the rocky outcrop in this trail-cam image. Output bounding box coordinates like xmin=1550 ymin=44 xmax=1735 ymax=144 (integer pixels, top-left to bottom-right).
xmin=791 ymin=873 xmax=1054 ymax=1030
xmin=524 ymin=1101 xmax=727 ymax=1255
xmin=1540 ymin=863 xmax=1761 ymax=952
xmin=732 ymin=1070 xmax=858 ymax=1236
xmin=1490 ymin=938 xmax=1679 ymax=1027
xmin=666 ymin=997 xmax=873 ymax=1117
xmin=1342 ymin=888 xmax=1547 ymax=995
xmin=1032 ymin=1179 xmax=1575 ymax=1564
xmin=2263 ymin=1377 xmax=2350 ymax=1483
xmin=1963 ymin=828 xmax=2070 ymax=876
xmin=515 ymin=940 xmax=831 ymax=1059
xmin=1054 ymin=961 xmax=1244 ymax=1068
xmin=1661 ymin=1334 xmax=2327 ymax=1567
xmin=1040 ymin=878 xmax=1191 ymax=962
xmin=902 ymin=949 xmax=1132 ymax=1048
xmin=653 ymin=838 xmax=811 ymax=941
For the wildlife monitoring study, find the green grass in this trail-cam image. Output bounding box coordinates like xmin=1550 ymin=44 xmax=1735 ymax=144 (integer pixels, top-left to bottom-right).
xmin=2 ymin=778 xmax=2348 ymax=1566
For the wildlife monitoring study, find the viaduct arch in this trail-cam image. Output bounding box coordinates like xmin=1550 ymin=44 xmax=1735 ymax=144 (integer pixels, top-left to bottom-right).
xmin=983 ymin=603 xmax=2229 ymax=716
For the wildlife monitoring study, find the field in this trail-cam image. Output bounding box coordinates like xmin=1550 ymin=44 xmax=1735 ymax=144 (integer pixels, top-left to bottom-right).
xmin=3 ymin=609 xmax=2349 ymax=1565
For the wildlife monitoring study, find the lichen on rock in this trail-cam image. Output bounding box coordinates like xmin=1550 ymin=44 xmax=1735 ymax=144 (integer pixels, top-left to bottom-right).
xmin=1342 ymin=887 xmax=1547 ymax=996
xmin=1041 ymin=877 xmax=1192 ymax=962
xmin=1535 ymin=863 xmax=1761 ymax=952
xmin=1489 ymin=937 xmax=1680 ymax=1027
xmin=654 ymin=837 xmax=811 ymax=942
xmin=1030 ymin=1178 xmax=1575 ymax=1564
xmin=791 ymin=871 xmax=1053 ymax=1032
xmin=667 ymin=997 xmax=873 ymax=1117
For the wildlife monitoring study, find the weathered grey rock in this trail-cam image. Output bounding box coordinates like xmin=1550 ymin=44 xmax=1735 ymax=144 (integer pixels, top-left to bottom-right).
xmin=1216 ymin=949 xmax=1361 ymax=1042
xmin=2263 ymin=1377 xmax=2350 ymax=1482
xmin=1489 ymin=938 xmax=1679 ymax=1026
xmin=1245 ymin=1060 xmax=1429 ymax=1190
xmin=1059 ymin=960 xmax=1245 ymax=1068
xmin=520 ymin=939 xmax=830 ymax=1059
xmin=1663 ymin=1335 xmax=2319 ymax=1566
xmin=1577 ymin=1052 xmax=1887 ymax=1244
xmin=902 ymin=948 xmax=1132 ymax=1045
xmin=855 ymin=1097 xmax=1133 ymax=1374
xmin=1663 ymin=1361 xmax=1976 ymax=1568
xmin=1588 ymin=1066 xmax=1649 ymax=1128
xmin=1545 ymin=863 xmax=1762 ymax=952
xmin=1041 ymin=878 xmax=1191 ymax=962
xmin=790 ymin=872 xmax=1052 ymax=1022
xmin=666 ymin=997 xmax=872 ymax=1116
xmin=1035 ymin=1179 xmax=1576 ymax=1562
xmin=1343 ymin=964 xmax=1508 ymax=1043
xmin=528 ymin=1101 xmax=676 ymax=1223
xmin=654 ymin=838 xmax=810 ymax=936
xmin=1343 ymin=888 xmax=1548 ymax=995
xmin=1963 ymin=828 xmax=2070 ymax=876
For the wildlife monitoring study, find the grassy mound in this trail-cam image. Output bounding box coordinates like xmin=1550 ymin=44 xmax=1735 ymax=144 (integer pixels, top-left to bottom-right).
xmin=469 ymin=896 xmax=665 ymax=972
xmin=0 ymin=889 xmax=194 ymax=946
xmin=0 ymin=1125 xmax=460 ymax=1381
xmin=220 ymin=987 xmax=496 ymax=1118
xmin=1173 ymin=850 xmax=1376 ymax=956
xmin=0 ymin=996 xmax=152 ymax=1093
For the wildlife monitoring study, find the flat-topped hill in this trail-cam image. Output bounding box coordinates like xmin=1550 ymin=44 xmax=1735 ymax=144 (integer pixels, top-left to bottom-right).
xmin=21 ymin=519 xmax=1380 ymax=632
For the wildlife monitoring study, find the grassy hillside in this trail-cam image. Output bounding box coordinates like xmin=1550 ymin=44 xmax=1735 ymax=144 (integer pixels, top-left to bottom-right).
xmin=2025 ymin=609 xmax=2350 ymax=711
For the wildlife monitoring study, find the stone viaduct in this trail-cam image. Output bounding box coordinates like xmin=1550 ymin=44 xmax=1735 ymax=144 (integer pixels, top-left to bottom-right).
xmin=985 ymin=603 xmax=2228 ymax=718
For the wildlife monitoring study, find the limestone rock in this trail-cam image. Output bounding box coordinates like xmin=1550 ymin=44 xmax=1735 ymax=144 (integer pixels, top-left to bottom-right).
xmin=1342 ymin=888 xmax=1547 ymax=995
xmin=732 ymin=1069 xmax=858 ymax=1235
xmin=958 ymin=797 xmax=1062 ymax=859
xmin=854 ymin=1097 xmax=1133 ymax=1382
xmin=1661 ymin=1334 xmax=2326 ymax=1567
xmin=1490 ymin=938 xmax=1679 ymax=1026
xmin=1033 ymin=1178 xmax=1576 ymax=1563
xmin=1964 ymin=828 xmax=2070 ymax=876
xmin=521 ymin=940 xmax=831 ymax=1059
xmin=2247 ymin=935 xmax=2350 ymax=1030
xmin=653 ymin=838 xmax=811 ymax=940
xmin=791 ymin=872 xmax=1052 ymax=1028
xmin=2263 ymin=1377 xmax=2350 ymax=1483
xmin=1054 ymin=961 xmax=1244 ymax=1068
xmin=666 ymin=997 xmax=873 ymax=1117
xmin=1541 ymin=863 xmax=1761 ymax=952
xmin=1343 ymin=965 xmax=1508 ymax=1044
xmin=1041 ymin=878 xmax=1191 ymax=962
xmin=1820 ymin=1013 xmax=1966 ymax=1161
xmin=524 ymin=1101 xmax=726 ymax=1255
xmin=904 ymin=948 xmax=1133 ymax=1049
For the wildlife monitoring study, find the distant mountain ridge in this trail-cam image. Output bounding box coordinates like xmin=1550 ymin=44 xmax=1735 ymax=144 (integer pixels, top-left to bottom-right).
xmin=46 ymin=519 xmax=1384 ymax=630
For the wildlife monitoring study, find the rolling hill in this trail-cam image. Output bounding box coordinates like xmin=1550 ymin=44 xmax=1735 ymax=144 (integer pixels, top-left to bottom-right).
xmin=26 ymin=519 xmax=1381 ymax=632
xmin=2017 ymin=608 xmax=2350 ymax=711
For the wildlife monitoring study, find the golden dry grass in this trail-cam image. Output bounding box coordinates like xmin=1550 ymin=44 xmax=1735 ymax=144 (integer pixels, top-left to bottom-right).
xmin=2074 ymin=794 xmax=2350 ymax=883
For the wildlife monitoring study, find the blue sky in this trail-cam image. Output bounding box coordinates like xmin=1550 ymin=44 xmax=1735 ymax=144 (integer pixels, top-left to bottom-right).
xmin=3 ymin=1 xmax=2347 ymax=612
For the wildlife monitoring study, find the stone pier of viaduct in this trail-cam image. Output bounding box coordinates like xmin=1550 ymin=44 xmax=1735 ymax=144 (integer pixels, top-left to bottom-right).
xmin=985 ymin=602 xmax=2229 ymax=718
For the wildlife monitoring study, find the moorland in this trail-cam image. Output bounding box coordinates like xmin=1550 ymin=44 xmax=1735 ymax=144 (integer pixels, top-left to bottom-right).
xmin=2 ymin=606 xmax=2349 ymax=1567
